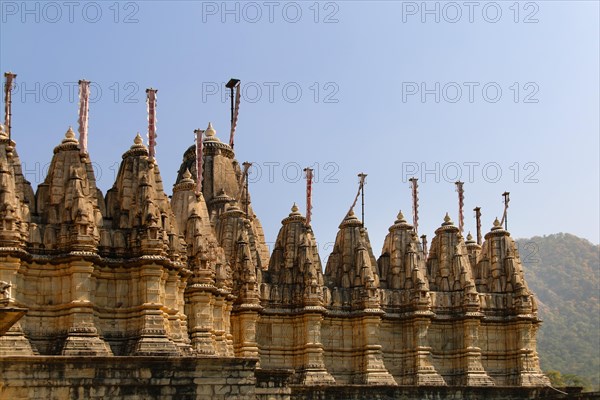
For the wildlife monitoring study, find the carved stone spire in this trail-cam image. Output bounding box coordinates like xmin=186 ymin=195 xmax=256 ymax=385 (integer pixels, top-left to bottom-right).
xmin=173 ymin=176 xmax=233 ymax=356
xmin=34 ymin=127 xmax=102 ymax=252
xmin=378 ymin=210 xmax=429 ymax=294
xmin=264 ymin=204 xmax=326 ymax=308
xmin=104 ymin=133 xmax=178 ymax=258
xmin=174 ymin=123 xmax=270 ymax=268
xmin=426 ymin=213 xmax=478 ymax=295
xmin=172 ymin=166 xmax=231 ymax=291
xmin=476 ymin=223 xmax=548 ymax=386
xmin=0 ymin=157 xmax=24 ymax=248
xmin=479 ymin=220 xmax=533 ymax=303
xmin=323 ymin=210 xmax=395 ymax=385
xmin=214 ymin=202 xmax=263 ymax=308
xmin=0 ymin=126 xmax=32 ymax=249
xmin=325 ymin=210 xmax=380 ymax=309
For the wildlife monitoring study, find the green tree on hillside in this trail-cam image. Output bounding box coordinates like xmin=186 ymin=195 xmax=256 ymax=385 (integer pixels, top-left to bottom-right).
xmin=517 ymin=233 xmax=600 ymax=391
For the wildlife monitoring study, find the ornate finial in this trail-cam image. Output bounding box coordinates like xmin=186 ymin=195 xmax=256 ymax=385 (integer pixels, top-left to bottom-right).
xmin=348 ymin=209 xmax=355 ymax=217
xmin=177 ymin=168 xmax=194 ymax=186
xmin=62 ymin=126 xmax=78 ymax=144
xmin=291 ymin=202 xmax=299 ymax=213
xmin=130 ymin=132 xmax=147 ymax=150
xmin=396 ymin=210 xmax=406 ymax=223
xmin=205 ymin=122 xmax=216 ymax=138
xmin=442 ymin=212 xmax=453 ymax=226
xmin=467 ymin=232 xmax=473 ymax=241
xmin=492 ymin=217 xmax=502 ymax=230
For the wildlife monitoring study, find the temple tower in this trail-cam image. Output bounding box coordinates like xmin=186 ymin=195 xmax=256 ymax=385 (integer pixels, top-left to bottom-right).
xmin=323 ymin=210 xmax=396 ymax=385
xmin=0 ymin=123 xmax=35 ymax=356
xmin=171 ymin=168 xmax=234 ymax=356
xmin=25 ymin=127 xmax=111 ymax=356
xmin=260 ymin=204 xmax=335 ymax=385
xmin=175 ymin=123 xmax=270 ymax=268
xmin=377 ymin=211 xmax=444 ymax=385
xmin=476 ymin=218 xmax=550 ymax=386
xmin=102 ymin=134 xmax=187 ymax=356
xmin=426 ymin=213 xmax=493 ymax=386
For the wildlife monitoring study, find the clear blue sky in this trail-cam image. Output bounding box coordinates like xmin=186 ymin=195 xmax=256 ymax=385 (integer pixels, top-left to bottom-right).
xmin=1 ymin=1 xmax=598 ymax=257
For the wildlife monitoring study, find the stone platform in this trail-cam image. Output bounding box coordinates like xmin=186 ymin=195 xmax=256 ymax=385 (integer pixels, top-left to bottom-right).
xmin=0 ymin=356 xmax=587 ymax=400
xmin=0 ymin=356 xmax=258 ymax=400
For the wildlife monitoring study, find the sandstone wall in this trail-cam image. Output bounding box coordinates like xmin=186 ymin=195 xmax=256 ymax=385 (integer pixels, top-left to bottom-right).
xmin=0 ymin=356 xmax=258 ymax=400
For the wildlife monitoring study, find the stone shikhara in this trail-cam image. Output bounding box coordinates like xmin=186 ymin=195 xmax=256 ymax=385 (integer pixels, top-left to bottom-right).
xmin=0 ymin=122 xmax=551 ymax=398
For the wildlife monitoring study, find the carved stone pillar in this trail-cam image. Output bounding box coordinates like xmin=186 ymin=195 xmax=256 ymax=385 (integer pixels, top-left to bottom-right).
xmin=233 ymin=308 xmax=260 ymax=359
xmin=296 ymin=311 xmax=335 ymax=385
xmin=61 ymin=259 xmax=112 ymax=356
xmin=224 ymin=298 xmax=235 ymax=357
xmin=212 ymin=294 xmax=229 ymax=356
xmin=357 ymin=312 xmax=397 ymax=385
xmin=133 ymin=263 xmax=179 ymax=356
xmin=515 ymin=320 xmax=550 ymax=386
xmin=412 ymin=317 xmax=445 ymax=385
xmin=459 ymin=317 xmax=494 ymax=386
xmin=187 ymin=290 xmax=216 ymax=355
xmin=173 ymin=276 xmax=192 ymax=355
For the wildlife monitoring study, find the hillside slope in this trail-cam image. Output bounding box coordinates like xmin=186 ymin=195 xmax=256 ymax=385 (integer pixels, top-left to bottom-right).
xmin=516 ymin=233 xmax=600 ymax=390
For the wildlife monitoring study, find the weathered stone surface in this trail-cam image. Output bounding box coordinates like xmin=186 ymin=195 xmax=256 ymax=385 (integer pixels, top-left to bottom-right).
xmin=0 ymin=356 xmax=258 ymax=400
xmin=0 ymin=122 xmax=551 ymax=397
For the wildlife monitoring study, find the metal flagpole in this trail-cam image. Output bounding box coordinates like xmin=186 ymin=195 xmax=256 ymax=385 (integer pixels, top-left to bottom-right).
xmin=226 ymin=78 xmax=240 ymax=148
xmin=78 ymin=79 xmax=90 ymax=156
xmin=146 ymin=88 xmax=158 ymax=162
xmin=358 ymin=173 xmax=367 ymax=227
xmin=501 ymin=192 xmax=510 ymax=230
xmin=409 ymin=177 xmax=419 ymax=234
xmin=455 ymin=181 xmax=464 ymax=233
xmin=3 ymin=72 xmax=16 ymax=141
xmin=474 ymin=207 xmax=482 ymax=245
xmin=304 ymin=168 xmax=314 ymax=226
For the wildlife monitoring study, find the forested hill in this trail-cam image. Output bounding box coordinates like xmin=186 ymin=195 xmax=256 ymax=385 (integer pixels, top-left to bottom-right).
xmin=516 ymin=233 xmax=599 ymax=390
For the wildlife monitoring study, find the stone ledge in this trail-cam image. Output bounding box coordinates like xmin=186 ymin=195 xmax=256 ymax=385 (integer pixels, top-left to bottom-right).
xmin=0 ymin=306 xmax=27 ymax=335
